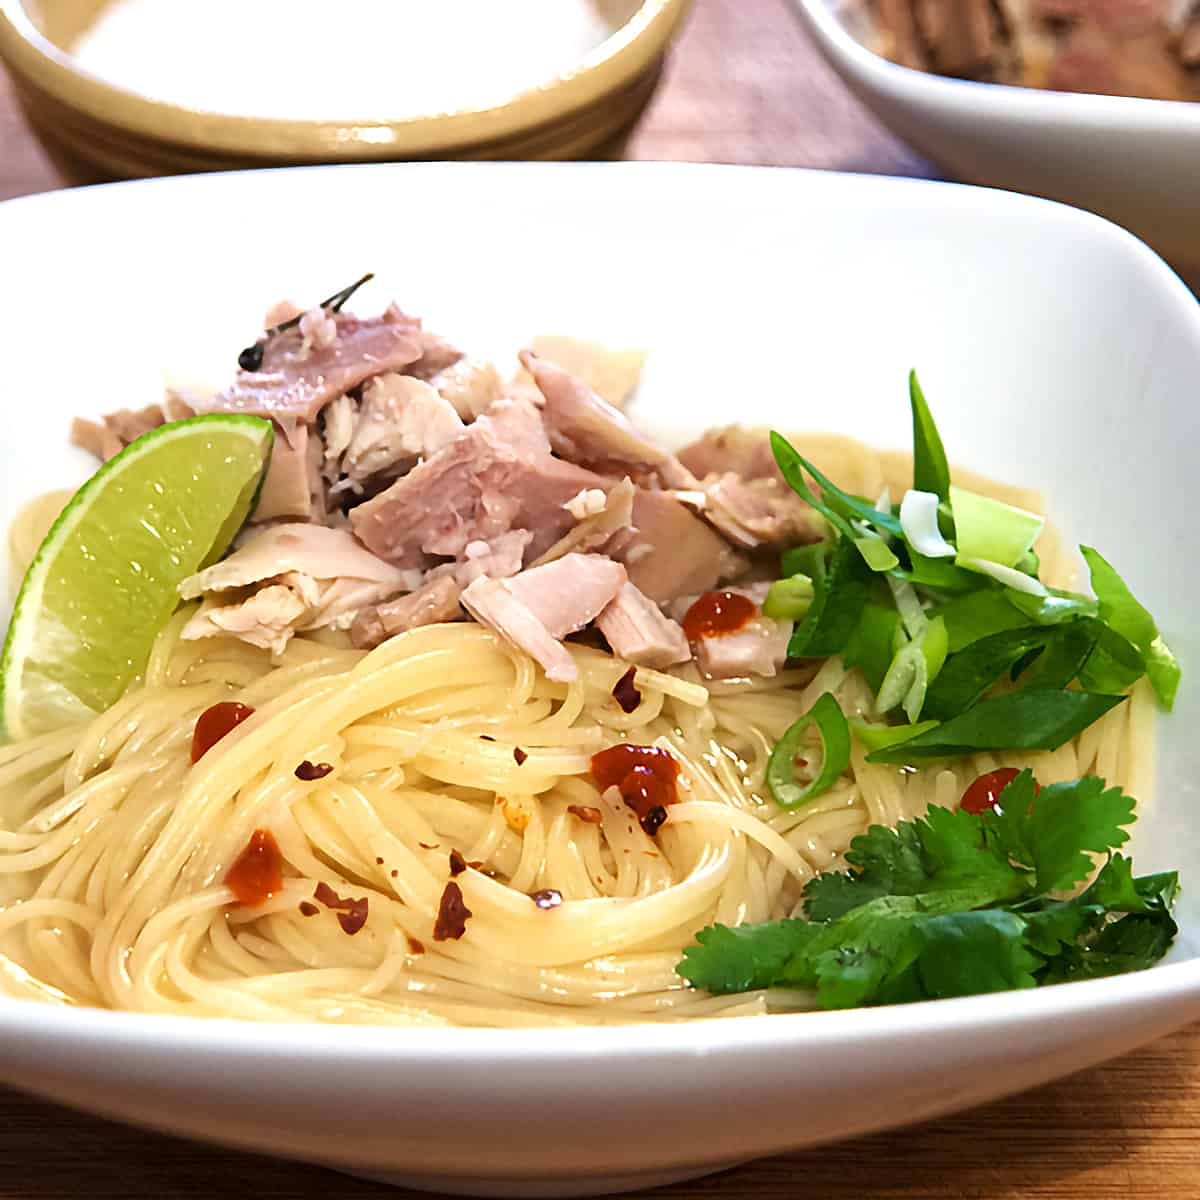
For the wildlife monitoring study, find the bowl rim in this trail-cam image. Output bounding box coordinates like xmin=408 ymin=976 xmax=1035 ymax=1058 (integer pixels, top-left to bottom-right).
xmin=0 ymin=160 xmax=1198 ymax=1063
xmin=0 ymin=953 xmax=1196 ymax=1061
xmin=792 ymin=0 xmax=1200 ymax=130
xmin=0 ymin=0 xmax=691 ymax=157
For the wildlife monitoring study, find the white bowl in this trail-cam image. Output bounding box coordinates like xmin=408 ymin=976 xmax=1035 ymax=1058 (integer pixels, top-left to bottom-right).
xmin=0 ymin=162 xmax=1197 ymax=1197
xmin=789 ymin=0 xmax=1200 ymax=278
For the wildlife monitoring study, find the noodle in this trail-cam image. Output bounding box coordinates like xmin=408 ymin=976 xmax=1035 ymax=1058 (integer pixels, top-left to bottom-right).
xmin=0 ymin=435 xmax=1150 ymax=1025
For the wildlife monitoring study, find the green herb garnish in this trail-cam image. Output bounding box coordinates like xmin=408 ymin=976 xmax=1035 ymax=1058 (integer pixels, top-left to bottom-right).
xmin=763 ymin=371 xmax=1179 ymax=760
xmin=677 ymin=772 xmax=1177 ymax=1008
xmin=766 ymin=693 xmax=851 ymax=808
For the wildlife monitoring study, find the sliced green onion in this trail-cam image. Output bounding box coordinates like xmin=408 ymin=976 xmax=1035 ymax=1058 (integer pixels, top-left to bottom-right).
xmin=764 ymin=574 xmax=815 ymax=620
xmin=886 ymin=574 xmax=928 ymax=641
xmin=909 ymin=370 xmax=951 ymax=502
xmin=877 ymin=641 xmax=929 ymax=722
xmin=767 ymin=693 xmax=850 ymax=809
xmin=899 ymin=489 xmax=955 ymax=559
xmin=854 ymin=535 xmax=899 ymax=572
xmin=850 ymin=717 xmax=939 ymax=753
xmin=950 ymin=486 xmax=1044 ymax=570
xmin=920 ymin=615 xmax=949 ymax=683
xmin=1015 ymin=549 xmax=1040 ymax=577
xmin=781 ymin=542 xmax=828 ymax=589
xmin=1146 ymin=636 xmax=1182 ymax=710
xmin=960 ymin=557 xmax=1048 ymax=596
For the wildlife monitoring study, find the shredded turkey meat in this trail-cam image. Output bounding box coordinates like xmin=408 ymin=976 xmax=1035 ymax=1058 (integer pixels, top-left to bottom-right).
xmin=73 ymin=286 xmax=834 ymax=681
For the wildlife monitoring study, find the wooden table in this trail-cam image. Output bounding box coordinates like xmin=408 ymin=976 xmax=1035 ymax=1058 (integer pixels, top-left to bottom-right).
xmin=0 ymin=1 xmax=1195 ymax=1196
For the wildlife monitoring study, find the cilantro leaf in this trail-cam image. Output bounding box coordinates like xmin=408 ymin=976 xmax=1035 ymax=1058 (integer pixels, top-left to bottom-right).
xmin=676 ymin=775 xmax=1177 ymax=1009
xmin=909 ymin=910 xmax=1039 ymax=999
xmin=676 ymin=918 xmax=816 ymax=994
xmin=989 ymin=775 xmax=1135 ymax=893
xmin=1033 ymin=860 xmax=1179 ymax=985
xmin=803 ymin=804 xmax=1028 ymax=922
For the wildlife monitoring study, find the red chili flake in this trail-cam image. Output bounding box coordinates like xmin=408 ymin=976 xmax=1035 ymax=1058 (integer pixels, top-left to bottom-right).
xmin=480 ymin=735 xmax=496 ymax=742
xmin=612 ymin=667 xmax=641 ymax=714
xmin=390 ymin=869 xmax=398 ymax=878
xmin=531 ymin=889 xmax=563 ymax=910
xmin=468 ymin=860 xmax=484 ymax=869
xmin=640 ymin=804 xmax=669 ymax=836
xmin=375 ymin=857 xmax=384 ymax=865
xmin=191 ymin=701 xmax=255 ymax=763
xmin=294 ymin=760 xmax=333 ymax=781
xmin=406 ymin=935 xmax=426 ymax=955
xmin=336 ymin=902 xmax=369 ymax=936
xmin=568 ymin=805 xmax=604 ymax=825
xmin=313 ymin=881 xmax=369 ymax=936
xmin=681 ymin=591 xmax=757 ymax=641
xmin=298 ymin=901 xmax=319 ymax=917
xmin=433 ymin=882 xmax=472 ymax=941
xmin=224 ymin=829 xmax=283 ymax=906
xmin=449 ymin=849 xmax=467 ymax=877
xmin=513 ymin=746 xmax=528 ymax=766
xmin=591 ymin=744 xmax=681 ymax=835
xmin=419 ymin=842 xmax=439 ymax=851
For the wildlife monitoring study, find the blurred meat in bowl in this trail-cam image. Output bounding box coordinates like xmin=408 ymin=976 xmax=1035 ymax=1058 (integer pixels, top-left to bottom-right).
xmin=866 ymin=1 xmax=1200 ymax=101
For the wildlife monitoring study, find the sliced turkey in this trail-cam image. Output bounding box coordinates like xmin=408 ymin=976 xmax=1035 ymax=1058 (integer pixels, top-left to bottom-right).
xmin=461 ymin=554 xmax=627 ymax=683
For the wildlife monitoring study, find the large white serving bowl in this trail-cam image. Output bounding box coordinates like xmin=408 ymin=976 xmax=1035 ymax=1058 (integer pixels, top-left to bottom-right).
xmin=789 ymin=0 xmax=1200 ymax=278
xmin=0 ymin=163 xmax=1197 ymax=1197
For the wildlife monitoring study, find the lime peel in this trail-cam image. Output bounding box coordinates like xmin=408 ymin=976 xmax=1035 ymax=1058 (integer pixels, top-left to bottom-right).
xmin=0 ymin=415 xmax=274 ymax=741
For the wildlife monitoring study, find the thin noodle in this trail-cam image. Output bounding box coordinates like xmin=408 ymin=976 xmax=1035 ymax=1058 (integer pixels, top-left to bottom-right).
xmin=0 ymin=439 xmax=1150 ymax=1025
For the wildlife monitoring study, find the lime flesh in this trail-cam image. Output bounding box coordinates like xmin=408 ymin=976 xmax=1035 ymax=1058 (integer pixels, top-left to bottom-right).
xmin=0 ymin=415 xmax=274 ymax=740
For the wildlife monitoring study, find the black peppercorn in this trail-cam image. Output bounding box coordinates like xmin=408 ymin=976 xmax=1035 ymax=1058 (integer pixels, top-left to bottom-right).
xmin=238 ymin=341 xmax=265 ymax=372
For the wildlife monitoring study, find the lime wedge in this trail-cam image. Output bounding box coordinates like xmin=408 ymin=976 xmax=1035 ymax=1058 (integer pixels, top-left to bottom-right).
xmin=1 ymin=415 xmax=274 ymax=741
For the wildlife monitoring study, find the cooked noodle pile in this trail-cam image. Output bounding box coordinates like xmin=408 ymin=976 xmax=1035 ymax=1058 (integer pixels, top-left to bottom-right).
xmin=0 ymin=438 xmax=1153 ymax=1026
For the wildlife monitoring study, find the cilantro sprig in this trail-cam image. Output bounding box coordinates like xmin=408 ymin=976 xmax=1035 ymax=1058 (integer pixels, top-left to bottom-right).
xmin=677 ymin=773 xmax=1178 ymax=1008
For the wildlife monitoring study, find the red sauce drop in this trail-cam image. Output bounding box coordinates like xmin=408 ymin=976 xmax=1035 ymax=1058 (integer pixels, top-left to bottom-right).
xmin=192 ymin=701 xmax=255 ymax=763
xmin=225 ymin=829 xmax=283 ymax=907
xmin=682 ymin=591 xmax=757 ymax=641
xmin=960 ymin=767 xmax=1039 ymax=816
xmin=591 ymin=744 xmax=680 ymax=835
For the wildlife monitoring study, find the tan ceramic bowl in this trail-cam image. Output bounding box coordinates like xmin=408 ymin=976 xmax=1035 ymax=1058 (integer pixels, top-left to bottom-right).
xmin=0 ymin=0 xmax=691 ymax=180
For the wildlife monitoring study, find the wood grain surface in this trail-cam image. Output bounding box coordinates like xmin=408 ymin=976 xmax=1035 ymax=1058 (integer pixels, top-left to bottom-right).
xmin=0 ymin=1 xmax=1195 ymax=1197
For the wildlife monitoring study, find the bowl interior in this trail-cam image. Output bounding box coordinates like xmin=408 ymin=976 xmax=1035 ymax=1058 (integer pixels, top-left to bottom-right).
xmin=27 ymin=0 xmax=645 ymax=51
xmin=0 ymin=162 xmax=1196 ymax=973
xmin=23 ymin=0 xmax=645 ymax=115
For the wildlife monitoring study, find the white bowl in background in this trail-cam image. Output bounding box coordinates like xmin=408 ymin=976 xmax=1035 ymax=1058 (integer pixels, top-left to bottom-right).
xmin=0 ymin=163 xmax=1198 ymax=1197
xmin=789 ymin=0 xmax=1200 ymax=278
